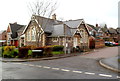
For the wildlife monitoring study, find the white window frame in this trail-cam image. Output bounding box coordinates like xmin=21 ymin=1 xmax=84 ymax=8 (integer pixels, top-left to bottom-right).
xmin=27 ymin=30 xmax=31 ymax=41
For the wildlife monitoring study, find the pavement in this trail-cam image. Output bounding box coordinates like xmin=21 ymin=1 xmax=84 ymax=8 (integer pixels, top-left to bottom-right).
xmin=99 ymin=57 xmax=120 ymax=73
xmin=0 ymin=47 xmax=119 ymax=73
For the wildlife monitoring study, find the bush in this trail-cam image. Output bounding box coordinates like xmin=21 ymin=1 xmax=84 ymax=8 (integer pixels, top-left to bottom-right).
xmin=28 ymin=50 xmax=32 ymax=58
xmin=52 ymin=45 xmax=64 ymax=51
xmin=118 ymin=58 xmax=120 ymax=63
xmin=3 ymin=46 xmax=17 ymax=58
xmin=0 ymin=47 xmax=4 ymax=57
xmin=52 ymin=51 xmax=64 ymax=55
xmin=18 ymin=47 xmax=30 ymax=58
xmin=44 ymin=46 xmax=53 ymax=57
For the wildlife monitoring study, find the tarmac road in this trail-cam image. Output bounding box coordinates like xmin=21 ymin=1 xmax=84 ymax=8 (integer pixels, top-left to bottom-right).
xmin=1 ymin=47 xmax=119 ymax=79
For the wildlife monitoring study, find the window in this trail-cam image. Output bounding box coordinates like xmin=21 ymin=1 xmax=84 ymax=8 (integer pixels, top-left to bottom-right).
xmin=27 ymin=30 xmax=30 ymax=41
xmin=80 ymin=30 xmax=85 ymax=37
xmin=31 ymin=27 xmax=36 ymax=41
xmin=67 ymin=37 xmax=71 ymax=41
xmin=52 ymin=37 xmax=58 ymax=42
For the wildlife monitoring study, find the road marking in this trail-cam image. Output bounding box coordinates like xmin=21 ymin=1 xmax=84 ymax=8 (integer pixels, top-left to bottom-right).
xmin=117 ymin=76 xmax=120 ymax=78
xmin=99 ymin=74 xmax=112 ymax=77
xmin=9 ymin=63 xmax=115 ymax=78
xmin=84 ymin=72 xmax=95 ymax=75
xmin=35 ymin=65 xmax=42 ymax=67
xmin=52 ymin=68 xmax=60 ymax=70
xmin=43 ymin=66 xmax=51 ymax=69
xmin=61 ymin=69 xmax=70 ymax=72
xmin=72 ymin=70 xmax=82 ymax=73
xmin=12 ymin=63 xmax=22 ymax=65
xmin=22 ymin=64 xmax=28 ymax=66
xmin=28 ymin=64 xmax=35 ymax=66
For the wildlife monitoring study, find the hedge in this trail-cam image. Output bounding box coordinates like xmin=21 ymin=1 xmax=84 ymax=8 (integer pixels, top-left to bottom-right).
xmin=18 ymin=47 xmax=30 ymax=58
xmin=52 ymin=45 xmax=64 ymax=51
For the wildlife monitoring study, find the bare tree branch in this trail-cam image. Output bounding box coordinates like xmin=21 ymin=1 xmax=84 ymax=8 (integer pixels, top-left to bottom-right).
xmin=28 ymin=0 xmax=57 ymax=47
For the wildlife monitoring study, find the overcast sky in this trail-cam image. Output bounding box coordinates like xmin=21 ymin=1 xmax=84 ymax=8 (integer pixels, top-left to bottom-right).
xmin=0 ymin=0 xmax=119 ymax=31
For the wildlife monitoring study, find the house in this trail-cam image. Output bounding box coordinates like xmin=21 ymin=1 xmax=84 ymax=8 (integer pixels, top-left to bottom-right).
xmin=0 ymin=30 xmax=7 ymax=46
xmin=6 ymin=22 xmax=26 ymax=47
xmin=108 ymin=28 xmax=118 ymax=42
xmin=116 ymin=28 xmax=120 ymax=43
xmin=87 ymin=24 xmax=105 ymax=48
xmin=86 ymin=24 xmax=96 ymax=49
xmin=23 ymin=14 xmax=90 ymax=51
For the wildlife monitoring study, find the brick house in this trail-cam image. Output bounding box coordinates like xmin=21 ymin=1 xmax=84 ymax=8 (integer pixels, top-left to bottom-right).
xmin=6 ymin=22 xmax=25 ymax=47
xmin=87 ymin=24 xmax=105 ymax=48
xmin=23 ymin=14 xmax=90 ymax=51
xmin=0 ymin=30 xmax=7 ymax=46
xmin=86 ymin=24 xmax=96 ymax=49
xmin=108 ymin=28 xmax=118 ymax=42
xmin=116 ymin=28 xmax=120 ymax=43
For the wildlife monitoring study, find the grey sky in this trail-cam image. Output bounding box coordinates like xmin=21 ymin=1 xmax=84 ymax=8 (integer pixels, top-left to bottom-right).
xmin=0 ymin=0 xmax=119 ymax=31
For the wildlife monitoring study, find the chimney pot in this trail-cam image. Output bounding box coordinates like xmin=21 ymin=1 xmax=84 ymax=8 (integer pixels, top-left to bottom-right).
xmin=96 ymin=24 xmax=98 ymax=27
xmin=52 ymin=14 xmax=56 ymax=20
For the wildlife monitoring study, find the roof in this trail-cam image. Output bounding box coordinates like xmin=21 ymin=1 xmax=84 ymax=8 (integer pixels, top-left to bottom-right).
xmin=0 ymin=30 xmax=6 ymax=34
xmin=108 ymin=28 xmax=117 ymax=34
xmin=24 ymin=15 xmax=89 ymax=37
xmin=86 ymin=24 xmax=96 ymax=31
xmin=50 ymin=24 xmax=72 ymax=37
xmin=116 ymin=28 xmax=120 ymax=34
xmin=101 ymin=27 xmax=108 ymax=33
xmin=33 ymin=15 xmax=62 ymax=33
xmin=17 ymin=26 xmax=26 ymax=33
xmin=64 ymin=19 xmax=83 ymax=28
xmin=9 ymin=23 xmax=25 ymax=38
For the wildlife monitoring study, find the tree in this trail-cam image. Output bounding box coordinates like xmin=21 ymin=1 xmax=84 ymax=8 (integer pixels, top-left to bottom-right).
xmin=28 ymin=0 xmax=57 ymax=47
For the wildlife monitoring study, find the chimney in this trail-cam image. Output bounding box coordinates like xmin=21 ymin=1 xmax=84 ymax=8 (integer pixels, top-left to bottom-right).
xmin=96 ymin=24 xmax=98 ymax=27
xmin=52 ymin=14 xmax=56 ymax=20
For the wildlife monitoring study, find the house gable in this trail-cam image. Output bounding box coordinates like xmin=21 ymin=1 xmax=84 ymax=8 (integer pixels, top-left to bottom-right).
xmin=6 ymin=24 xmax=12 ymax=33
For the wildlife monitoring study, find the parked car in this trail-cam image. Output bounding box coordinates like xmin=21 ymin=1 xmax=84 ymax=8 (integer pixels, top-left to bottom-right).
xmin=112 ymin=42 xmax=119 ymax=46
xmin=105 ymin=41 xmax=118 ymax=46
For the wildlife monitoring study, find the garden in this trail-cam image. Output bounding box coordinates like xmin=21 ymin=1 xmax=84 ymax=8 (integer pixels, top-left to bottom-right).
xmin=0 ymin=45 xmax=65 ymax=58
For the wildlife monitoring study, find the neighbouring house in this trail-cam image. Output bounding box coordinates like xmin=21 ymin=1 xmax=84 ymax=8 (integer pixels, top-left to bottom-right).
xmin=0 ymin=30 xmax=7 ymax=46
xmin=101 ymin=27 xmax=111 ymax=42
xmin=17 ymin=26 xmax=26 ymax=47
xmin=23 ymin=14 xmax=90 ymax=52
xmin=108 ymin=28 xmax=118 ymax=42
xmin=6 ymin=22 xmax=26 ymax=47
xmin=116 ymin=28 xmax=120 ymax=43
xmin=87 ymin=24 xmax=105 ymax=48
xmin=86 ymin=24 xmax=96 ymax=49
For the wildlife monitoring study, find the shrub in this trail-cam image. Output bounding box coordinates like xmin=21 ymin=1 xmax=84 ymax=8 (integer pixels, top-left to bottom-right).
xmin=44 ymin=46 xmax=53 ymax=57
xmin=52 ymin=45 xmax=64 ymax=51
xmin=14 ymin=48 xmax=19 ymax=57
xmin=118 ymin=58 xmax=120 ymax=63
xmin=28 ymin=50 xmax=32 ymax=58
xmin=3 ymin=46 xmax=16 ymax=58
xmin=52 ymin=51 xmax=64 ymax=55
xmin=18 ymin=47 xmax=30 ymax=58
